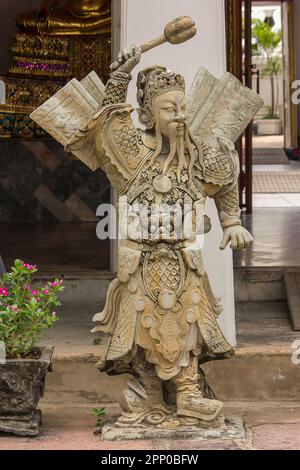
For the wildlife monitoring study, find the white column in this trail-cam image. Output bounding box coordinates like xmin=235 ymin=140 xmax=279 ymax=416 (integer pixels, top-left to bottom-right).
xmin=115 ymin=0 xmax=236 ymax=345
xmin=293 ymin=0 xmax=300 ymax=139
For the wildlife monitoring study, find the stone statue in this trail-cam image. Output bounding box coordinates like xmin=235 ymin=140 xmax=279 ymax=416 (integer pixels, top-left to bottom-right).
xmin=16 ymin=0 xmax=111 ymax=36
xmin=30 ymin=16 xmax=263 ymax=436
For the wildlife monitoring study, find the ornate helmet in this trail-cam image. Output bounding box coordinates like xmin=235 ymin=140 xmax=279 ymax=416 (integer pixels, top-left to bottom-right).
xmin=137 ymin=66 xmax=185 ymax=111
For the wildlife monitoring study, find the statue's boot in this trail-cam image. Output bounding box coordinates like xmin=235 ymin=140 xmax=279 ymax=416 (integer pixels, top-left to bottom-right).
xmin=174 ymin=356 xmax=223 ymax=423
xmin=118 ymin=351 xmax=172 ymax=425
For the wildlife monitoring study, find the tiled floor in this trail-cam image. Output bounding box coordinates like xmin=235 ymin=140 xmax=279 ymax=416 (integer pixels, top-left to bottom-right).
xmin=253 ymin=193 xmax=300 ymax=207
xmin=252 ymin=135 xmax=284 ymax=148
xmin=251 ymin=162 xmax=300 ymax=206
xmin=253 ymin=173 xmax=300 ymax=193
xmin=234 ymin=207 xmax=300 ymax=267
xmin=253 ymin=162 xmax=300 ymax=172
xmin=252 ymin=147 xmax=289 ymax=165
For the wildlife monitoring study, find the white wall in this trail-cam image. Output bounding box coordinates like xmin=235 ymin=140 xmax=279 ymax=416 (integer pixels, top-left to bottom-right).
xmin=118 ymin=0 xmax=236 ymax=345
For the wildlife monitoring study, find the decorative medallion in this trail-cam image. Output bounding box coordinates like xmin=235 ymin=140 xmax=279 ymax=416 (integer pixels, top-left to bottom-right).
xmin=153 ymin=175 xmax=172 ymax=194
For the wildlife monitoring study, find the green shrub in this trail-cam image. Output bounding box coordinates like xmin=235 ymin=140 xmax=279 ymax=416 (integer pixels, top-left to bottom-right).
xmin=0 ymin=259 xmax=64 ymax=358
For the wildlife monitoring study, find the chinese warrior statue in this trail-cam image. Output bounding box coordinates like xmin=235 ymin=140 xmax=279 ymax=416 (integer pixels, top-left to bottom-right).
xmin=31 ymin=17 xmax=263 ymax=434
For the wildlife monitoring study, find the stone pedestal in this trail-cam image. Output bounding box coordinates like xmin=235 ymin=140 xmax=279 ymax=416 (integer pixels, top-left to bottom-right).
xmin=101 ymin=416 xmax=245 ymax=441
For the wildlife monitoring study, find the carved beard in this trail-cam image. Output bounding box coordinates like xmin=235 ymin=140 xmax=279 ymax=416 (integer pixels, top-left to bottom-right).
xmin=149 ymin=116 xmax=196 ymax=182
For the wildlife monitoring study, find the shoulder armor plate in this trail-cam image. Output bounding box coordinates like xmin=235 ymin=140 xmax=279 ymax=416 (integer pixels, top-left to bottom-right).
xmin=195 ymin=137 xmax=238 ymax=187
xmin=99 ymin=104 xmax=148 ymax=180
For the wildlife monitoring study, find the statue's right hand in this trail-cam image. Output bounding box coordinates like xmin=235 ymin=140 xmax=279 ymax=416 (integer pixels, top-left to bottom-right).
xmin=110 ymin=45 xmax=142 ymax=74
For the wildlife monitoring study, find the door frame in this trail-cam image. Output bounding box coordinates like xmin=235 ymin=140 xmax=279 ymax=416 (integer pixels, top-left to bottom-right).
xmin=282 ymin=0 xmax=297 ymax=150
xmin=225 ymin=0 xmax=253 ymax=214
xmin=225 ymin=0 xmax=297 ymax=213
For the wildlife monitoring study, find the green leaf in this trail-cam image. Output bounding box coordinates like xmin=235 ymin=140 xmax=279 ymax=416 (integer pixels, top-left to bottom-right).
xmin=92 ymin=407 xmax=106 ymax=417
xmin=14 ymin=259 xmax=23 ymax=268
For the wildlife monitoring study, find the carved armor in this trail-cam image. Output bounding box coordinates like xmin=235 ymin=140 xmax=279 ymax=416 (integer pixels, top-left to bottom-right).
xmin=92 ymin=92 xmax=239 ymax=381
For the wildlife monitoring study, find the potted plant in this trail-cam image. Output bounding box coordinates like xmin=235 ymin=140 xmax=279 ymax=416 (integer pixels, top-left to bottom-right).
xmin=0 ymin=260 xmax=64 ymax=436
xmin=252 ymin=18 xmax=283 ymax=135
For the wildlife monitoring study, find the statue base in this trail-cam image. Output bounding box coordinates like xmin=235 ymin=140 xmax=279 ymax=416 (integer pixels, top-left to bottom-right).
xmin=0 ymin=410 xmax=41 ymax=437
xmin=101 ymin=416 xmax=245 ymax=441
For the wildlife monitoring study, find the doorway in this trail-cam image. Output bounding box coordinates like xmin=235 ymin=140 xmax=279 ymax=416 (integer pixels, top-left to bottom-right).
xmin=226 ymin=0 xmax=298 ymax=214
xmin=226 ymin=0 xmax=300 ymax=335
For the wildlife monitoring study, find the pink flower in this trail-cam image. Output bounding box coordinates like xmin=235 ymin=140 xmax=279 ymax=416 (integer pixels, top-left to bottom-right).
xmin=52 ymin=311 xmax=57 ymax=317
xmin=50 ymin=279 xmax=63 ymax=287
xmin=42 ymin=289 xmax=49 ymax=295
xmin=9 ymin=305 xmax=18 ymax=312
xmin=22 ymin=262 xmax=37 ymax=271
xmin=0 ymin=287 xmax=9 ymax=297
xmin=30 ymin=289 xmax=37 ymax=295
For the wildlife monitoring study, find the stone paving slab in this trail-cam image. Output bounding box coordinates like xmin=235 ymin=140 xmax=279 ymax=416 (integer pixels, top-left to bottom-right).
xmin=0 ymin=430 xmax=241 ymax=451
xmin=0 ymin=403 xmax=300 ymax=450
xmin=252 ymin=423 xmax=300 ymax=450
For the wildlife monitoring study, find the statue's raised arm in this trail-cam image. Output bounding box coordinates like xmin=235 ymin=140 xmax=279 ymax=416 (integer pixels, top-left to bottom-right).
xmin=65 ymin=45 xmax=146 ymax=193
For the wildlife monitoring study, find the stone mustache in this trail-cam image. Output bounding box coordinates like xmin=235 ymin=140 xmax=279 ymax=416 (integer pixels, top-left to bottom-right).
xmin=30 ymin=17 xmax=263 ymax=430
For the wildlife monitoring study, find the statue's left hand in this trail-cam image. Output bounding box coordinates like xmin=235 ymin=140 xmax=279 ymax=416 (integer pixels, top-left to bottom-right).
xmin=219 ymin=225 xmax=253 ymax=250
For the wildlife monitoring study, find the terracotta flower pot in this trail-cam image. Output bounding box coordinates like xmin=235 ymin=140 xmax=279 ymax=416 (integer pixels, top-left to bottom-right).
xmin=0 ymin=346 xmax=54 ymax=436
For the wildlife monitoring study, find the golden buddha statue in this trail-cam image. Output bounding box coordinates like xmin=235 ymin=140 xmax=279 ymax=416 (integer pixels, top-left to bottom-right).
xmin=17 ymin=0 xmax=111 ymax=36
xmin=0 ymin=0 xmax=111 ymax=138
